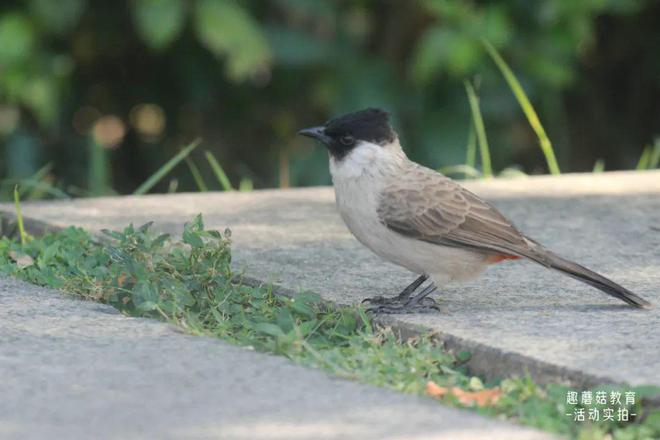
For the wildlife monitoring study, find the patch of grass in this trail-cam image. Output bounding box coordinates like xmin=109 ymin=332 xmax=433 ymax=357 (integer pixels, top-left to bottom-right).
xmin=0 ymin=218 xmax=657 ymax=439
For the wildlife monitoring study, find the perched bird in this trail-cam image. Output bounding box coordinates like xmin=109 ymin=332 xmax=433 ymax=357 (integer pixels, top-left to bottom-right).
xmin=298 ymin=108 xmax=651 ymax=313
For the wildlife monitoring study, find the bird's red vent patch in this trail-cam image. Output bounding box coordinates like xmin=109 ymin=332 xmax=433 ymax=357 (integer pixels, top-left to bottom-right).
xmin=487 ymin=254 xmax=521 ymax=264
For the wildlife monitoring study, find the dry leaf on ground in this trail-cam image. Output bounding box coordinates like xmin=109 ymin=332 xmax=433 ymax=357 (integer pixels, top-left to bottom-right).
xmin=426 ymin=381 xmax=449 ymax=397
xmin=451 ymin=387 xmax=502 ymax=407
xmin=426 ymin=381 xmax=502 ymax=407
xmin=9 ymin=251 xmax=34 ymax=269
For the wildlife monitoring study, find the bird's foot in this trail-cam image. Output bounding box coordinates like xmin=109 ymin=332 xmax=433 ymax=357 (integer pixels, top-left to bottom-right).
xmin=362 ymin=284 xmax=440 ymax=314
xmin=363 ymin=296 xmax=440 ymax=314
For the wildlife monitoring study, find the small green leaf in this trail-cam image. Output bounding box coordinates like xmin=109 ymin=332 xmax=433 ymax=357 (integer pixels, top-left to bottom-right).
xmin=254 ymin=322 xmax=284 ymax=337
xmin=183 ymin=228 xmax=203 ymax=248
xmin=457 ymin=350 xmax=472 ymax=363
xmin=411 ymin=28 xmax=480 ymax=83
xmin=276 ymin=309 xmax=295 ymax=333
xmin=469 ymin=376 xmax=484 ymax=391
xmin=151 ymin=233 xmax=171 ymax=250
xmin=136 ymin=300 xmax=157 ymax=312
xmin=130 ymin=0 xmax=186 ymax=51
xmin=193 ymin=0 xmax=271 ymax=80
xmin=0 ymin=13 xmax=35 ymax=65
xmin=29 ymin=0 xmax=85 ymax=35
xmin=291 ymin=299 xmax=315 ymax=319
xmin=132 ymin=280 xmax=159 ymax=309
xmin=297 ymin=319 xmax=318 ymax=337
xmin=592 ymin=159 xmax=605 ymax=173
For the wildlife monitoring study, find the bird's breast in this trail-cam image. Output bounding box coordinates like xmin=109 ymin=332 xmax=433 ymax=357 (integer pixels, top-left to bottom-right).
xmin=332 ymin=172 xmax=428 ymax=273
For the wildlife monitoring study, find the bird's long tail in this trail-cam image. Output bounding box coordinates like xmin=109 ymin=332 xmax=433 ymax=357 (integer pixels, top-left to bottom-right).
xmin=523 ymin=247 xmax=651 ymax=308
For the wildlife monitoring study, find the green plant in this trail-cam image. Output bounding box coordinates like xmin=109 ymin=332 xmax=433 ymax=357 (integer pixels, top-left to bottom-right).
xmin=0 ymin=162 xmax=70 ymax=201
xmin=12 ymin=185 xmax=28 ymax=245
xmin=133 ymin=139 xmax=201 ymax=195
xmin=185 ymin=157 xmax=209 ymax=192
xmin=88 ymin=140 xmax=112 ymax=196
xmin=0 ymin=216 xmax=657 ymax=439
xmin=2 ymin=0 xmax=655 ymax=191
xmin=593 ymin=159 xmax=606 ymax=173
xmin=464 ymin=80 xmax=492 ymax=177
xmin=636 ymin=138 xmax=660 ymax=170
xmin=482 ymin=39 xmax=561 ymax=175
xmin=205 ymin=150 xmax=234 ymax=191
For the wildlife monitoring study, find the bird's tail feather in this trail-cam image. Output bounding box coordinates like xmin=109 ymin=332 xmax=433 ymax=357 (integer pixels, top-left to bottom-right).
xmin=523 ymin=247 xmax=651 ymax=309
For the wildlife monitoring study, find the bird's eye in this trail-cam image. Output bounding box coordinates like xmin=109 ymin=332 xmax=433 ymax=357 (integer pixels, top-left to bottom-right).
xmin=340 ymin=135 xmax=354 ymax=146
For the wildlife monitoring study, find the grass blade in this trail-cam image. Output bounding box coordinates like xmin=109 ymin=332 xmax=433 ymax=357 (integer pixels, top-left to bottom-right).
xmin=464 ymin=80 xmax=493 ymax=177
xmin=636 ymin=146 xmax=651 ymax=170
xmin=482 ymin=39 xmax=561 ymax=175
xmin=1 ymin=178 xmax=70 ymax=200
xmin=239 ymin=178 xmax=253 ymax=192
xmin=13 ymin=185 xmax=28 ymax=245
xmin=465 ymin=124 xmax=477 ymax=169
xmin=649 ymin=138 xmax=660 ymax=169
xmin=204 ymin=151 xmax=234 ymax=191
xmin=185 ymin=157 xmax=208 ymax=192
xmin=10 ymin=179 xmax=70 ymax=199
xmin=133 ymin=139 xmax=202 ymax=196
xmin=89 ymin=140 xmax=111 ymax=196
xmin=592 ymin=159 xmax=605 ymax=173
xmin=22 ymin=162 xmax=54 ymax=199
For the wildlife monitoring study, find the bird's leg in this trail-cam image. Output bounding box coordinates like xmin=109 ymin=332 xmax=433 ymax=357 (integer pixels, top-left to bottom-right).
xmin=395 ymin=274 xmax=429 ymax=300
xmin=362 ymin=274 xmax=428 ymax=305
xmin=363 ymin=278 xmax=441 ymax=314
xmin=404 ymin=283 xmax=438 ymax=308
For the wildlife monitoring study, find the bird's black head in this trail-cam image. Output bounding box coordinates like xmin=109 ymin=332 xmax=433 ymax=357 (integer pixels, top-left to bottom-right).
xmin=298 ymin=108 xmax=395 ymax=160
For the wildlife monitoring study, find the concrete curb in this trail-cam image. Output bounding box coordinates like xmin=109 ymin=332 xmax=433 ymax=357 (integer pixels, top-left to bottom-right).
xmin=0 ymin=209 xmax=640 ymax=389
xmin=0 ymin=206 xmax=616 ymax=389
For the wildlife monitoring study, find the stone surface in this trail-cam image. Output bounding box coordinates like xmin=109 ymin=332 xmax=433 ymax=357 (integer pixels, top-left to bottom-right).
xmin=0 ymin=277 xmax=554 ymax=440
xmin=2 ymin=170 xmax=659 ymax=387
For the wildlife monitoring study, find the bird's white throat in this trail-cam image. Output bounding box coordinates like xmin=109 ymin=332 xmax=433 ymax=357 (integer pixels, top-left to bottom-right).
xmin=329 ymin=138 xmax=406 ymax=181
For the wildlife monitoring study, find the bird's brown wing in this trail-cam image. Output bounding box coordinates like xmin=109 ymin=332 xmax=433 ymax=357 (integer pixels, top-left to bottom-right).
xmin=377 ymin=163 xmax=532 ymax=256
xmin=378 ymin=163 xmax=652 ymax=308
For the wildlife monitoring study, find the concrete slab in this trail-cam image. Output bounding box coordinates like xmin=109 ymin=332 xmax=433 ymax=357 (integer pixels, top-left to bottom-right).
xmin=0 ymin=276 xmax=554 ymax=440
xmin=2 ymin=170 xmax=659 ymax=388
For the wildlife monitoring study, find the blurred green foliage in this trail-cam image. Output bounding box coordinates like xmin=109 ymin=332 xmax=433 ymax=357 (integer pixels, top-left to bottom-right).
xmin=0 ymin=0 xmax=658 ymax=198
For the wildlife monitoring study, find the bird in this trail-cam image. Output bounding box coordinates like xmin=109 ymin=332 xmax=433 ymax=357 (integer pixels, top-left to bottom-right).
xmin=298 ymin=107 xmax=651 ymax=313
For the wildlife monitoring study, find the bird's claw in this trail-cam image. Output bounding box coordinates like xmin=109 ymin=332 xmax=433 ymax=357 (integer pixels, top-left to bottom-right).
xmin=363 ymin=295 xmax=441 ymax=314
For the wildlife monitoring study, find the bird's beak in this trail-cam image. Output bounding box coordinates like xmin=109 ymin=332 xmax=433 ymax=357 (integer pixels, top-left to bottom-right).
xmin=297 ymin=126 xmax=332 ymax=146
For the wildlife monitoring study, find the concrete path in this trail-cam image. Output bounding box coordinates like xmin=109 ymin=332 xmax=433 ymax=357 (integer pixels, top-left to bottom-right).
xmin=0 ymin=277 xmax=554 ymax=440
xmin=2 ymin=171 xmax=659 ymax=389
